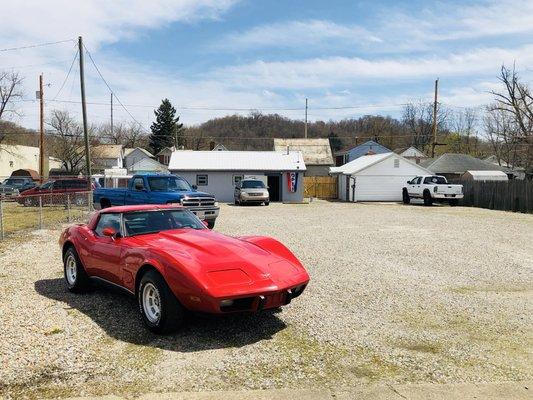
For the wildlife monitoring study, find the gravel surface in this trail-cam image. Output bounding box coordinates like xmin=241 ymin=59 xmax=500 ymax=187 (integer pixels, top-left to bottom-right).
xmin=1 ymin=201 xmax=532 ymax=399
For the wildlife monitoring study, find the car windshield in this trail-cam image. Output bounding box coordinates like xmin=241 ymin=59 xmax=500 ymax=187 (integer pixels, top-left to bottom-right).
xmin=241 ymin=180 xmax=265 ymax=189
xmin=123 ymin=209 xmax=204 ymax=236
xmin=424 ymin=176 xmax=448 ymax=184
xmin=2 ymin=179 xmax=24 ymax=186
xmin=148 ymin=176 xmax=191 ymax=192
xmin=39 ymin=181 xmax=53 ymax=189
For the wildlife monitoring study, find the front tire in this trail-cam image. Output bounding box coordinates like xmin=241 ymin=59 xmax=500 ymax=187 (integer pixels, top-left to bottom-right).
xmin=264 ymin=201 xmax=270 ymax=206
xmin=207 ymin=220 xmax=216 ymax=229
xmin=402 ymin=189 xmax=410 ymax=204
xmin=423 ymin=191 xmax=433 ymax=206
xmin=138 ymin=270 xmax=185 ymax=334
xmin=63 ymin=247 xmax=90 ymax=292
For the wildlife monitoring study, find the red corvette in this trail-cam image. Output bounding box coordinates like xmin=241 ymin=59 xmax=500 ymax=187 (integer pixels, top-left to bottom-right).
xmin=59 ymin=204 xmax=309 ymax=333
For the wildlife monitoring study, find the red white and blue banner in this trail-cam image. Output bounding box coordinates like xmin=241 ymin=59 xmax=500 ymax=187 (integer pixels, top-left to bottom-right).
xmin=287 ymin=172 xmax=298 ymax=193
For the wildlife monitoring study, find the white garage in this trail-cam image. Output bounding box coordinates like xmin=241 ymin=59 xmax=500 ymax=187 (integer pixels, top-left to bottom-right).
xmin=330 ymin=152 xmax=432 ymax=202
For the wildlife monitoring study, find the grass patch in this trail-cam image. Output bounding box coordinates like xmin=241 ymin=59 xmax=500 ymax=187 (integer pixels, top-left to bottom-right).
xmin=44 ymin=327 xmax=63 ymax=336
xmin=450 ymin=285 xmax=531 ymax=294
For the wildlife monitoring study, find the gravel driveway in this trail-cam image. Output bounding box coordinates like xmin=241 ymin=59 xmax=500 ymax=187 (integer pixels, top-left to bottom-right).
xmin=1 ymin=201 xmax=532 ymax=399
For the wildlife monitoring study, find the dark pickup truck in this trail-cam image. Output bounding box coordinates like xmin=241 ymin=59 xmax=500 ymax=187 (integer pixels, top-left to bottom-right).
xmin=92 ymin=174 xmax=220 ymax=228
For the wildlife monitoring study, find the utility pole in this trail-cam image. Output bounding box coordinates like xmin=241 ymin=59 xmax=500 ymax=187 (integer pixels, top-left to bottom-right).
xmin=110 ymin=92 xmax=114 ymax=138
xmin=431 ymin=78 xmax=439 ymax=158
xmin=78 ymin=36 xmax=91 ymax=189
xmin=304 ymin=98 xmax=308 ymax=138
xmin=38 ymin=74 xmax=45 ymax=183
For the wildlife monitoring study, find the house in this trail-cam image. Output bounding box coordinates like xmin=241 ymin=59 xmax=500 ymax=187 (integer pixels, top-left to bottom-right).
xmin=124 ymin=147 xmax=154 ymax=171
xmin=334 ymin=140 xmax=391 ymax=166
xmin=92 ymin=145 xmax=124 ymax=171
xmin=129 ymin=158 xmax=168 ymax=174
xmin=420 ymin=153 xmax=506 ymax=182
xmin=0 ymin=144 xmax=62 ymax=179
xmin=483 ymin=155 xmax=526 ymax=180
xmin=330 ymin=152 xmax=432 ymax=202
xmin=461 ymin=170 xmax=508 ymax=181
xmin=168 ymin=150 xmax=306 ymax=203
xmin=156 ymin=147 xmax=174 ymax=165
xmin=393 ymin=146 xmax=428 ymax=164
xmin=273 ymin=138 xmax=333 ymax=176
xmin=212 ymin=143 xmax=228 ymax=151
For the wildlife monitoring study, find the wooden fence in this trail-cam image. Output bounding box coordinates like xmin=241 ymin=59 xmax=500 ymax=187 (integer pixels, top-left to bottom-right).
xmin=461 ymin=180 xmax=533 ymax=213
xmin=304 ymin=176 xmax=338 ymax=199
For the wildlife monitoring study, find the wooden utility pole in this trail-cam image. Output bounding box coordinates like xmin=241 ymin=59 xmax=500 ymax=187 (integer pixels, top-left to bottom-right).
xmin=110 ymin=92 xmax=114 ymax=138
xmin=304 ymin=98 xmax=308 ymax=138
xmin=78 ymin=36 xmax=91 ymax=189
xmin=38 ymin=74 xmax=45 ymax=183
xmin=431 ymin=78 xmax=439 ymax=158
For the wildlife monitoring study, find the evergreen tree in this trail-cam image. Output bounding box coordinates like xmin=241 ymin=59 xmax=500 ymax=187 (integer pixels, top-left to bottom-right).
xmin=328 ymin=131 xmax=342 ymax=151
xmin=149 ymin=99 xmax=184 ymax=154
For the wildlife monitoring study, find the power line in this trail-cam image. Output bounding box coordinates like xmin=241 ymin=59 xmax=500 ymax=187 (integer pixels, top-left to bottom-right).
xmin=51 ymin=46 xmax=79 ymax=100
xmin=0 ymin=38 xmax=75 ymax=52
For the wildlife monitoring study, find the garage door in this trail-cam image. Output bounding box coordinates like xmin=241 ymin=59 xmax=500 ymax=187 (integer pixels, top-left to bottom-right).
xmin=351 ymin=175 xmax=410 ymax=202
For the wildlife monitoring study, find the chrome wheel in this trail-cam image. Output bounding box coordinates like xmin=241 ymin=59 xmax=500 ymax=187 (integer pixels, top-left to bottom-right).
xmin=142 ymin=283 xmax=161 ymax=324
xmin=65 ymin=254 xmax=77 ymax=285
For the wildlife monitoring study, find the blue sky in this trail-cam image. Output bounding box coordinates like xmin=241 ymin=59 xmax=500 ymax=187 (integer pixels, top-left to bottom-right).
xmin=2 ymin=0 xmax=533 ymax=130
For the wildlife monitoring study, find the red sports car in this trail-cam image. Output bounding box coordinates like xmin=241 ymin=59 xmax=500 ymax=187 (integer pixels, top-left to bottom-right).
xmin=59 ymin=204 xmax=309 ymax=333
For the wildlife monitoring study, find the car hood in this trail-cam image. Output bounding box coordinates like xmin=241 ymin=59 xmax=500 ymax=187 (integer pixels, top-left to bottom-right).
xmin=128 ymin=229 xmax=306 ymax=294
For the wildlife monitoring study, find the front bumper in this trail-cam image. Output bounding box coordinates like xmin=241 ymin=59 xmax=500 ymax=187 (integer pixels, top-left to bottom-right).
xmin=185 ymin=205 xmax=220 ymax=221
xmin=240 ymin=195 xmax=269 ymax=203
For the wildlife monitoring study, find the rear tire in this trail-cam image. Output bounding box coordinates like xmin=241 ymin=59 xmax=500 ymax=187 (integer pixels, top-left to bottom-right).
xmin=138 ymin=270 xmax=185 ymax=334
xmin=423 ymin=191 xmax=433 ymax=206
xmin=264 ymin=201 xmax=270 ymax=206
xmin=402 ymin=189 xmax=410 ymax=204
xmin=449 ymin=199 xmax=458 ymax=207
xmin=63 ymin=247 xmax=90 ymax=293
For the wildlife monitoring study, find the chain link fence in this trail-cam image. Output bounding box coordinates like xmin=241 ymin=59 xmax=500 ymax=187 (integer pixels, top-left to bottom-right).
xmin=0 ymin=191 xmax=94 ymax=240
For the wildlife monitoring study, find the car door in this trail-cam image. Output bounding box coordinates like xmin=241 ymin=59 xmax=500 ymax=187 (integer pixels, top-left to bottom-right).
xmin=412 ymin=177 xmax=424 ymax=197
xmin=83 ymin=212 xmax=124 ymax=284
xmin=407 ymin=177 xmax=419 ymax=196
xmin=126 ymin=177 xmax=150 ymax=205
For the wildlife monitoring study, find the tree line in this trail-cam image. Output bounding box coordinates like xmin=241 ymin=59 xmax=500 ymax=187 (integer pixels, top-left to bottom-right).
xmin=0 ymin=66 xmax=531 ymax=174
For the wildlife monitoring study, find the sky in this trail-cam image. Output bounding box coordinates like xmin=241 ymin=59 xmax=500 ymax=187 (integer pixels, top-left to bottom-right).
xmin=1 ymin=0 xmax=533 ymax=132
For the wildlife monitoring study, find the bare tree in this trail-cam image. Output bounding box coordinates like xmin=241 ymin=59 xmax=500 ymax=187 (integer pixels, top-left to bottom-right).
xmin=0 ymin=71 xmax=24 ymax=144
xmin=47 ymin=110 xmax=86 ymax=173
xmin=483 ymin=106 xmax=521 ymax=169
xmin=96 ymin=122 xmax=148 ymax=148
xmin=451 ymin=108 xmax=477 ymax=154
xmin=402 ymin=100 xmax=448 ymax=152
xmin=490 ymin=65 xmax=533 ymax=172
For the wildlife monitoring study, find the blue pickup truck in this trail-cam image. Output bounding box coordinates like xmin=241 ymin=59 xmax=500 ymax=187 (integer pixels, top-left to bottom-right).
xmin=92 ymin=174 xmax=220 ymax=228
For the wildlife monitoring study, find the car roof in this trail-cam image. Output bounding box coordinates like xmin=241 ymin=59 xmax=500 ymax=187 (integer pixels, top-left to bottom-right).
xmin=99 ymin=204 xmax=184 ymax=214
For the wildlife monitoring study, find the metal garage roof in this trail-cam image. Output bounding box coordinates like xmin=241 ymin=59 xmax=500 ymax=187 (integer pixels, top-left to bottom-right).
xmin=168 ymin=150 xmax=306 ymax=171
xmin=423 ymin=153 xmax=507 ymax=174
xmin=330 ymin=152 xmax=432 ymax=175
xmin=273 ymin=138 xmax=334 ymax=165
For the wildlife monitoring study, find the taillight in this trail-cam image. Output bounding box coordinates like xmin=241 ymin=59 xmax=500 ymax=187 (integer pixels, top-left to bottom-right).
xmin=434 ymin=186 xmax=438 ymax=193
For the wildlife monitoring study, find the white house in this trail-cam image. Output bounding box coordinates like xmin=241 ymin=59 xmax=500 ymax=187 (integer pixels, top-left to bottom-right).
xmin=129 ymin=157 xmax=168 ymax=174
xmin=394 ymin=146 xmax=428 ymax=164
xmin=330 ymin=152 xmax=432 ymax=202
xmin=92 ymin=145 xmax=124 ymax=171
xmin=0 ymin=144 xmax=62 ymax=179
xmin=168 ymin=150 xmax=306 ymax=203
xmin=124 ymin=147 xmax=154 ymax=171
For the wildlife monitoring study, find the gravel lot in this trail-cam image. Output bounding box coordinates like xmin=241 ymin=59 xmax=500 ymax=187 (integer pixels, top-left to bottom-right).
xmin=1 ymin=201 xmax=532 ymax=399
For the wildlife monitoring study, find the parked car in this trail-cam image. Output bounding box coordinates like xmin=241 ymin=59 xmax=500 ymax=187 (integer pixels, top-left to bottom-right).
xmin=234 ymin=179 xmax=270 ymax=206
xmin=93 ymin=174 xmax=220 ymax=229
xmin=403 ymin=175 xmax=464 ymax=206
xmin=59 ymin=204 xmax=309 ymax=333
xmin=18 ymin=178 xmax=92 ymax=206
xmin=0 ymin=177 xmax=36 ymax=198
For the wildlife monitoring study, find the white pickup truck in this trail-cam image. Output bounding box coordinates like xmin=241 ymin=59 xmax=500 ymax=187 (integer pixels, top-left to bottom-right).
xmin=403 ymin=175 xmax=463 ymax=206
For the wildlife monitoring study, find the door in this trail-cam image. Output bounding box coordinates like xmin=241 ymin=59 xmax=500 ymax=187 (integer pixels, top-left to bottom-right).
xmin=267 ymin=175 xmax=281 ymax=202
xmin=408 ymin=177 xmax=423 ymax=197
xmin=83 ymin=213 xmax=124 ymax=284
xmin=126 ymin=177 xmax=150 ymax=204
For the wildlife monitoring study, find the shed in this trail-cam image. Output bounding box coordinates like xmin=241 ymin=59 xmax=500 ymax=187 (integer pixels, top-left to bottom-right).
xmin=330 ymin=152 xmax=432 ymax=202
xmin=273 ymin=138 xmax=333 ymax=176
xmin=421 ymin=153 xmax=506 ymax=181
xmin=461 ymin=170 xmax=508 ymax=181
xmin=169 ymin=150 xmax=306 ymax=203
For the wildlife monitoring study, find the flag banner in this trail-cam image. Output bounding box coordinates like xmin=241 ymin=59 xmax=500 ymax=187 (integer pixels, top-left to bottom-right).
xmin=287 ymin=172 xmax=298 ymax=193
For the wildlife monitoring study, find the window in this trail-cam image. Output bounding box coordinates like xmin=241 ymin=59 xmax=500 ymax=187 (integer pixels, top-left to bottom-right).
xmin=148 ymin=176 xmax=191 ymax=192
xmin=196 ymin=174 xmax=208 ymax=186
xmin=133 ymin=177 xmax=144 ymax=190
xmin=241 ymin=180 xmax=266 ymax=189
xmin=233 ymin=175 xmax=243 ymax=186
xmin=95 ymin=213 xmax=122 ymax=236
xmin=394 ymin=159 xmax=400 ymax=168
xmin=123 ymin=209 xmax=204 ymax=236
xmin=424 ymin=176 xmax=447 ymax=184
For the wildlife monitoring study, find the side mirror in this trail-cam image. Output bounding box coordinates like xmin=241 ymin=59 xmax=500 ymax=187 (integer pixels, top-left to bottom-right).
xmin=102 ymin=227 xmax=117 ymax=237
xmin=192 ymin=184 xmax=198 ymax=190
xmin=134 ymin=184 xmax=143 ymax=191
xmin=202 ymin=220 xmax=209 ymax=228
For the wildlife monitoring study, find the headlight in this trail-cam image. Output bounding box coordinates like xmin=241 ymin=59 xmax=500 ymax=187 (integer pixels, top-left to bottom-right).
xmin=214 ymin=201 xmax=218 ymax=207
xmin=220 ymin=299 xmax=234 ymax=307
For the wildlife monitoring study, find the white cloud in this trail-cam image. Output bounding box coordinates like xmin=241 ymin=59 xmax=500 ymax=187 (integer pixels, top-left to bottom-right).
xmin=212 ymin=19 xmax=381 ymax=51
